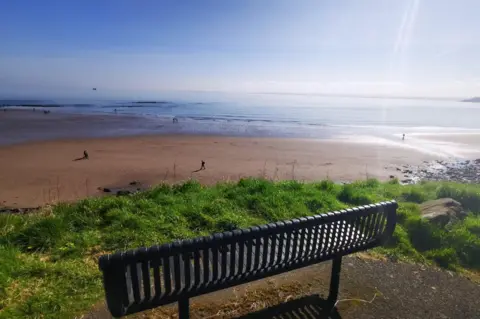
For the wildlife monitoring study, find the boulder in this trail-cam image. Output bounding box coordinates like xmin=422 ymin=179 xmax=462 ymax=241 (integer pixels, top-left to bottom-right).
xmin=420 ymin=198 xmax=467 ymax=228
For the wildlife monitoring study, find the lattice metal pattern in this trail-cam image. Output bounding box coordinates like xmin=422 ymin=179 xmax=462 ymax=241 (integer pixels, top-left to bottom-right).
xmin=99 ymin=201 xmax=397 ymax=317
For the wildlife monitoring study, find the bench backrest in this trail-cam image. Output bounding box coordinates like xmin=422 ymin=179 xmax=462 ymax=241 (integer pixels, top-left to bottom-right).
xmin=99 ymin=201 xmax=397 ymax=317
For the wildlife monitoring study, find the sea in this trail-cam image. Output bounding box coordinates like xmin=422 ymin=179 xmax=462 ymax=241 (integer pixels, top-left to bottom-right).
xmin=2 ymin=92 xmax=480 ymax=158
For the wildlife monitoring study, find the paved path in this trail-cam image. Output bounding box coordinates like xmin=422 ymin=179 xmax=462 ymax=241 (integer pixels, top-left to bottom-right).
xmin=84 ymin=255 xmax=479 ymax=319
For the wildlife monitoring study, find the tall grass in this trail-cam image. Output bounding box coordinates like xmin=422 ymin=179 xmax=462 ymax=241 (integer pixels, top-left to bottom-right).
xmin=1 ymin=178 xmax=479 ymax=318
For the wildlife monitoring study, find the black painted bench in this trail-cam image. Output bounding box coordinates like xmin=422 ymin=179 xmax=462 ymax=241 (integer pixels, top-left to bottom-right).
xmin=98 ymin=201 xmax=397 ymax=318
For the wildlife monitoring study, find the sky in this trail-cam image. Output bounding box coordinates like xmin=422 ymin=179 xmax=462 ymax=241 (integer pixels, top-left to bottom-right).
xmin=0 ymin=0 xmax=479 ymax=99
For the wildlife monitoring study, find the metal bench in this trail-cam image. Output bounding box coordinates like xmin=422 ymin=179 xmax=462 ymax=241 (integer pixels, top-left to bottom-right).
xmin=98 ymin=201 xmax=397 ymax=318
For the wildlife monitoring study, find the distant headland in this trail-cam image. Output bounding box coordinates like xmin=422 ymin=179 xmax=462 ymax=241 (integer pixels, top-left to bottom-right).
xmin=462 ymin=97 xmax=480 ymax=103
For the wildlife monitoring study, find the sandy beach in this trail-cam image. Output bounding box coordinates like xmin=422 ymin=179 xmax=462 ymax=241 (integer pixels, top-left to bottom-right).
xmin=3 ymin=109 xmax=480 ymax=208
xmin=0 ymin=134 xmax=438 ymax=208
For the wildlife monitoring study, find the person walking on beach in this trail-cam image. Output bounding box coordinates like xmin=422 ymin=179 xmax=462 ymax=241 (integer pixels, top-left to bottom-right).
xmin=200 ymin=160 xmax=206 ymax=170
xmin=402 ymin=134 xmax=405 ymax=140
xmin=83 ymin=150 xmax=89 ymax=160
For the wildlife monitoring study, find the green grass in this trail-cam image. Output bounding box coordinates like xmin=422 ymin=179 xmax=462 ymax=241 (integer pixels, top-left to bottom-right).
xmin=1 ymin=178 xmax=480 ymax=318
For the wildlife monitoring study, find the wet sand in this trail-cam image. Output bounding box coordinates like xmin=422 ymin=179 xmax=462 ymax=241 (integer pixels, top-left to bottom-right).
xmin=6 ymin=109 xmax=480 ymax=208
xmin=412 ymin=132 xmax=480 ymax=145
xmin=0 ymin=133 xmax=437 ymax=208
xmin=0 ymin=108 xmax=167 ymax=145
xmin=0 ymin=108 xmax=337 ymax=145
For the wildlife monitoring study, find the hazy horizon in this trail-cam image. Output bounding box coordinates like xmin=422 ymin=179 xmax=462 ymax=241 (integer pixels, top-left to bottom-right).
xmin=1 ymin=0 xmax=479 ymax=99
xmin=0 ymin=90 xmax=470 ymax=102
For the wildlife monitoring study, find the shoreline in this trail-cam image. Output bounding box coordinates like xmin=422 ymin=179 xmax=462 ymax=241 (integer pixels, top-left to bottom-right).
xmin=0 ymin=134 xmax=438 ymax=208
xmin=3 ymin=108 xmax=480 ymax=158
xmin=2 ymin=109 xmax=480 ymax=208
xmin=0 ymin=108 xmax=340 ymax=146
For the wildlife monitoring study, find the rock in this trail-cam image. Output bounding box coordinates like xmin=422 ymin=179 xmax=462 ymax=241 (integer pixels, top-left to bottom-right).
xmin=403 ymin=169 xmax=413 ymax=174
xmin=401 ymin=179 xmax=413 ymax=184
xmin=420 ymin=198 xmax=467 ymax=228
xmin=0 ymin=206 xmax=39 ymax=214
xmin=396 ymin=167 xmax=401 ymax=171
xmin=389 ymin=175 xmax=395 ymax=179
xmin=475 ymin=158 xmax=480 ymax=164
xmin=104 ymin=183 xmax=149 ymax=196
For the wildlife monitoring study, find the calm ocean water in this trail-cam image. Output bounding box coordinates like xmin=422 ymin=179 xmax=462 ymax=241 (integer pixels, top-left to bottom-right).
xmin=2 ymin=93 xmax=480 ymax=157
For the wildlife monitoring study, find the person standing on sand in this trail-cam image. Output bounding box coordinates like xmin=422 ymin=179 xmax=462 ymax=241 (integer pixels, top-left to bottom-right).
xmin=402 ymin=134 xmax=405 ymax=140
xmin=83 ymin=150 xmax=89 ymax=160
xmin=201 ymin=160 xmax=206 ymax=170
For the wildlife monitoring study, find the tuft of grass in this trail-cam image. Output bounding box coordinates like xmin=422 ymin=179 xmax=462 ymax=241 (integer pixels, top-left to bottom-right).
xmin=436 ymin=184 xmax=480 ymax=214
xmin=315 ymin=179 xmax=337 ymax=192
xmin=337 ymin=184 xmax=374 ymax=205
xmin=1 ymin=178 xmax=480 ymax=318
xmin=400 ymin=188 xmax=428 ymax=203
xmin=425 ymin=248 xmax=459 ymax=270
xmin=388 ymin=177 xmax=400 ymax=185
xmin=14 ymin=218 xmax=67 ymax=253
xmin=464 ymin=216 xmax=480 ymax=236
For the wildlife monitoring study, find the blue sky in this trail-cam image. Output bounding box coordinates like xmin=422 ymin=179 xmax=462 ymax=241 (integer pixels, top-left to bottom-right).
xmin=0 ymin=0 xmax=478 ymax=98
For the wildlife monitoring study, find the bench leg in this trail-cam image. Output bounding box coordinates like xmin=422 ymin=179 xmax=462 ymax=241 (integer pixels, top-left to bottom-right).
xmin=178 ymin=298 xmax=190 ymax=319
xmin=327 ymin=257 xmax=342 ymax=308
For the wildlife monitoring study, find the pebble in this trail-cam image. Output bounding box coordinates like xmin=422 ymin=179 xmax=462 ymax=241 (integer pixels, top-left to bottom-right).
xmin=398 ymin=158 xmax=480 ymax=184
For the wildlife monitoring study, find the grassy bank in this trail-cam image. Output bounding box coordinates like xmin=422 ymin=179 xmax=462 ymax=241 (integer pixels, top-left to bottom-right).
xmin=1 ymin=178 xmax=480 ymax=318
